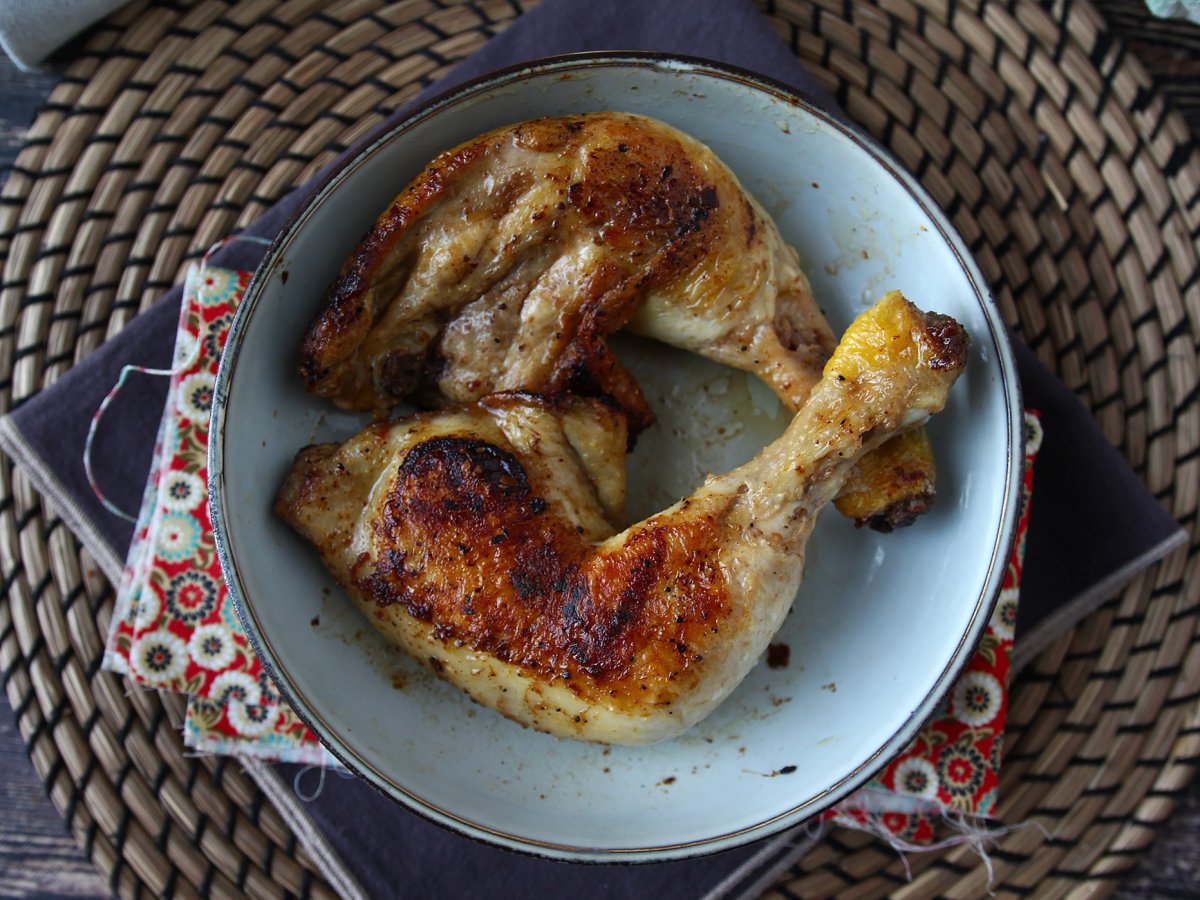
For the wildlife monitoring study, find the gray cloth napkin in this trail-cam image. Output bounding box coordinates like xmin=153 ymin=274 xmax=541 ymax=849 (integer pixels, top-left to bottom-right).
xmin=0 ymin=0 xmax=127 ymax=69
xmin=1146 ymin=0 xmax=1200 ymax=24
xmin=0 ymin=0 xmax=1187 ymax=897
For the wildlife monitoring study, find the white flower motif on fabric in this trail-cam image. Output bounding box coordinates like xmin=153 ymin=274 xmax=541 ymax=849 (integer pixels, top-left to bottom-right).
xmin=188 ymin=624 xmax=236 ymax=671
xmin=156 ymin=510 xmax=202 ymax=563
xmin=952 ymin=671 xmax=1003 ymax=728
xmin=131 ymin=630 xmax=188 ymax=684
xmin=209 ymin=670 xmax=262 ymax=707
xmin=160 ymin=470 xmax=206 ymax=513
xmin=132 ymin=588 xmax=161 ymax=631
xmin=893 ymin=756 xmax=939 ymax=800
xmin=989 ymin=586 xmax=1019 ymax=640
xmin=194 ymin=268 xmax=241 ymax=307
xmin=228 ymin=701 xmax=277 ymax=737
xmin=177 ymin=372 xmax=216 ymax=423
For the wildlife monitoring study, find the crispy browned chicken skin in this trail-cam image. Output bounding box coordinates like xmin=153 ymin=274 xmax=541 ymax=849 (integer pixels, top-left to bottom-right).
xmin=278 ymin=293 xmax=967 ymax=744
xmin=299 ymin=112 xmax=937 ymax=529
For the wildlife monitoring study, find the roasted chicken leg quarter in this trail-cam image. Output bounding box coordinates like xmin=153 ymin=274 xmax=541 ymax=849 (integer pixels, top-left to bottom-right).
xmin=298 ymin=111 xmax=938 ymax=530
xmin=276 ymin=293 xmax=968 ymax=744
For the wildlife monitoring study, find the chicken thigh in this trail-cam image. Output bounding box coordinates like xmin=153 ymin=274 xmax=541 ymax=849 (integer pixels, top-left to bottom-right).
xmin=298 ymin=112 xmax=936 ymax=529
xmin=277 ymin=292 xmax=967 ymax=744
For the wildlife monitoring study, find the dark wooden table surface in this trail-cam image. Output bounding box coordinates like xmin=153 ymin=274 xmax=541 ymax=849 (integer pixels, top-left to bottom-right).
xmin=1 ymin=4 xmax=1198 ymax=898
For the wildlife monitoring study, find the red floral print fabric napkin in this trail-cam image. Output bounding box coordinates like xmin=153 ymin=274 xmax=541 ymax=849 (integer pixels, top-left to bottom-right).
xmin=99 ymin=264 xmax=330 ymax=765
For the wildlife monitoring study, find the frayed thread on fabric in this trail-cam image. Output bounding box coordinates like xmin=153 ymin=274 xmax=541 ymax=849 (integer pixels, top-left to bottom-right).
xmin=293 ymin=763 xmax=355 ymax=802
xmin=833 ymin=808 xmax=1050 ymax=888
xmin=84 ymin=233 xmax=272 ymax=521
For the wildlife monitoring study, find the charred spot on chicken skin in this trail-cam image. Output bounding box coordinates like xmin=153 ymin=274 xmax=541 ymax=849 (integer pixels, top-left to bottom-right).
xmin=345 ymin=431 xmax=731 ymax=693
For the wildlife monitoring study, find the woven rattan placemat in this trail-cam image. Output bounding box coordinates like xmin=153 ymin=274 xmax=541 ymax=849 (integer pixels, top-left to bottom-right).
xmin=0 ymin=1 xmax=1197 ymax=897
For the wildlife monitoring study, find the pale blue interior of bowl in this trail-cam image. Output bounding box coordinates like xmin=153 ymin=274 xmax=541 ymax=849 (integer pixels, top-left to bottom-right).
xmin=212 ymin=56 xmax=1021 ymax=860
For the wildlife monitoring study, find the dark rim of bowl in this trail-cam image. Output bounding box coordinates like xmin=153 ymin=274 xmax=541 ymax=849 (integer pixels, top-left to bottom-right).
xmin=209 ymin=50 xmax=1024 ymax=863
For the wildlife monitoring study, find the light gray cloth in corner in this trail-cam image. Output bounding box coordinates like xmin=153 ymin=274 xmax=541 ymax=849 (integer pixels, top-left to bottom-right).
xmin=1146 ymin=0 xmax=1200 ymax=24
xmin=0 ymin=0 xmax=127 ymax=69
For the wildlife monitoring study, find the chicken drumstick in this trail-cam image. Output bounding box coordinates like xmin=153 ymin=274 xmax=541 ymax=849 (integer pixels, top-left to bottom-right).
xmin=299 ymin=112 xmax=937 ymax=530
xmin=277 ymin=292 xmax=967 ymax=744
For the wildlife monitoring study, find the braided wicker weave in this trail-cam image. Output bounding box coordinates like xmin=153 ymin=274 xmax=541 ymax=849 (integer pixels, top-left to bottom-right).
xmin=0 ymin=1 xmax=1196 ymax=897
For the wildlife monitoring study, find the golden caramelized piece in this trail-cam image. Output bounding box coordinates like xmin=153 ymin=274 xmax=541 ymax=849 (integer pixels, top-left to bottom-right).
xmin=298 ymin=111 xmax=937 ymax=528
xmin=277 ymin=294 xmax=968 ymax=744
xmin=833 ymin=429 xmax=935 ymax=530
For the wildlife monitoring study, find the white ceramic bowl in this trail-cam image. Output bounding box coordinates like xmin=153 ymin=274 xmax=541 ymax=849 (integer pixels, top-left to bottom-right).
xmin=210 ymin=54 xmax=1023 ymax=862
